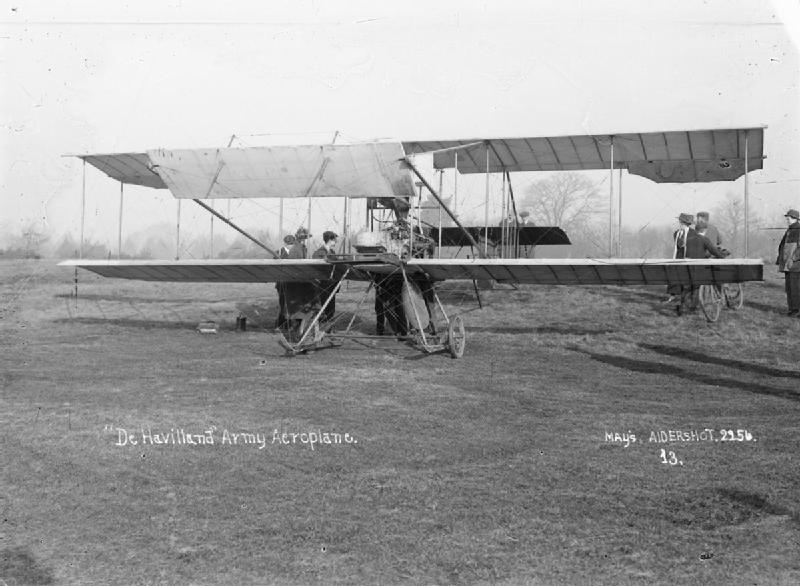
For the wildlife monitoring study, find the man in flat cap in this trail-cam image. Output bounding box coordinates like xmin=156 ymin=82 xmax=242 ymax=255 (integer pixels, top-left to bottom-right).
xmin=672 ymin=213 xmax=727 ymax=315
xmin=776 ymin=208 xmax=800 ymax=316
xmin=312 ymin=231 xmax=339 ymax=323
xmin=695 ymin=211 xmax=722 ymax=248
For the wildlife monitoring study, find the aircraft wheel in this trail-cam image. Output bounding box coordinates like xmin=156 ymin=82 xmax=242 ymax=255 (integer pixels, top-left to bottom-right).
xmin=447 ymin=315 xmax=466 ymax=359
xmin=698 ymin=285 xmax=722 ymax=322
xmin=723 ymin=283 xmax=744 ymax=310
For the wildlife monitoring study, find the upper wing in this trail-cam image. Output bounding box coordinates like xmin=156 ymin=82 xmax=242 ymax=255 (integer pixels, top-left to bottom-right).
xmin=62 ymin=257 xmax=763 ymax=286
xmin=403 ymin=128 xmax=765 ymax=183
xmin=407 ymin=258 xmax=763 ymax=285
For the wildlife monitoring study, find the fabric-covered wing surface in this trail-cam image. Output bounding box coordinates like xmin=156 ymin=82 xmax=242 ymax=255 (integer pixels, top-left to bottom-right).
xmin=80 ymin=153 xmax=167 ymax=189
xmin=408 ymin=259 xmax=763 ymax=285
xmin=146 ymin=143 xmax=416 ymax=199
xmin=60 ymin=260 xmax=343 ymax=283
xmin=63 ymin=258 xmax=763 ymax=286
xmin=430 ymin=227 xmax=570 ymax=247
xmin=402 ymin=128 xmax=764 ymax=183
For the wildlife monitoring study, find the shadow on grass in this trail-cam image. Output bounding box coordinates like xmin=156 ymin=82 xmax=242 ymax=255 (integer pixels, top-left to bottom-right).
xmin=55 ymin=292 xmax=213 ymax=304
xmin=0 ymin=546 xmax=54 ymax=585
xmin=718 ymin=488 xmax=799 ymax=524
xmin=569 ymin=346 xmax=800 ymax=404
xmin=655 ymin=488 xmax=798 ymax=529
xmin=53 ymin=317 xmax=201 ymax=330
xmin=642 ymin=344 xmax=800 ymax=380
xmin=468 ymin=325 xmax=617 ymax=336
xmin=739 ymin=299 xmax=791 ymax=315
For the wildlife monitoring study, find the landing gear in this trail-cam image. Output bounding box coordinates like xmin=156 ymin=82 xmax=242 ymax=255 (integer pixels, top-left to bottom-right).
xmin=275 ymin=255 xmax=468 ymax=358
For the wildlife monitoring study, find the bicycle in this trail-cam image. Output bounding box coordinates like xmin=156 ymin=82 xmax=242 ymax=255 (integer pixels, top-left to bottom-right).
xmin=698 ymin=282 xmax=744 ymax=322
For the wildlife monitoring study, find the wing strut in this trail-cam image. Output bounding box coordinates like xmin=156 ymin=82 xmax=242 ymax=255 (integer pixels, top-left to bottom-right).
xmin=402 ymin=157 xmax=488 ymax=259
xmin=192 ymin=199 xmax=279 ymax=259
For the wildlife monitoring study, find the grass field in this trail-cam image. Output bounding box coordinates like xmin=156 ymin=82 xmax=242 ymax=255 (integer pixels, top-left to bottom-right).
xmin=2 ymin=259 xmax=799 ymax=585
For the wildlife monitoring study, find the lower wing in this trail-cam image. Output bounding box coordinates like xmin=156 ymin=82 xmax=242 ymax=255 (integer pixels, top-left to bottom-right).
xmin=60 ymin=257 xmax=763 ymax=286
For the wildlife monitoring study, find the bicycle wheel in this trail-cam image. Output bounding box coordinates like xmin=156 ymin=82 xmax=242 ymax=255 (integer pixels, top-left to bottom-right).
xmin=723 ymin=283 xmax=744 ymax=310
xmin=698 ymin=285 xmax=722 ymax=322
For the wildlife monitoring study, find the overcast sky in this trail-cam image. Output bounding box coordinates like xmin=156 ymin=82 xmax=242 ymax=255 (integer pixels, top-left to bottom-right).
xmin=2 ymin=0 xmax=798 ymax=251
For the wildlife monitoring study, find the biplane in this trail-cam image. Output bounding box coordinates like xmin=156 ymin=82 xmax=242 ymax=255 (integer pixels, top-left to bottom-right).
xmin=61 ymin=128 xmax=765 ymax=358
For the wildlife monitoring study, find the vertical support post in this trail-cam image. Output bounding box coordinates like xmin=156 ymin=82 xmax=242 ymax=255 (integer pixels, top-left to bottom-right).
xmin=80 ymin=159 xmax=86 ymax=259
xmin=484 ymin=145 xmax=490 ymax=257
xmin=504 ymin=169 xmax=520 ymax=259
xmin=348 ymin=196 xmax=353 ymax=253
xmin=617 ymin=168 xmax=623 ymax=257
xmin=341 ymin=197 xmax=349 ymax=254
xmin=744 ymin=130 xmax=750 ymax=257
xmin=227 ymin=199 xmax=232 ymax=252
xmin=176 ymin=199 xmax=182 ymax=260
xmin=437 ymin=170 xmax=443 ymax=259
xmin=209 ymin=200 xmax=215 ymax=258
xmin=279 ymin=198 xmax=284 ymax=241
xmin=500 ymin=172 xmax=507 ymax=258
xmin=307 ymin=198 xmax=312 ymax=238
xmin=609 ymin=137 xmax=615 ymax=258
xmin=411 ymin=182 xmax=422 ymax=253
xmin=453 ymin=151 xmax=459 ymax=216
xmin=416 ymin=182 xmax=423 ymax=235
xmin=118 ymin=182 xmax=124 ymax=260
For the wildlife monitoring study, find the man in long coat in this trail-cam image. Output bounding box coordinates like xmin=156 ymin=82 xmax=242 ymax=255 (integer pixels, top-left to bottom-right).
xmin=312 ymin=231 xmax=339 ymax=322
xmin=777 ymin=209 xmax=800 ymax=316
xmin=282 ymin=228 xmax=317 ymax=321
xmin=274 ymin=234 xmax=295 ymax=329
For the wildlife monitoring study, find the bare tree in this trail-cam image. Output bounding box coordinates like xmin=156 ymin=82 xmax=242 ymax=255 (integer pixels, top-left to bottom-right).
xmin=1 ymin=222 xmax=51 ymax=258
xmin=711 ymin=191 xmax=744 ymax=251
xmin=710 ymin=191 xmax=770 ymax=256
xmin=520 ymin=172 xmax=604 ymax=233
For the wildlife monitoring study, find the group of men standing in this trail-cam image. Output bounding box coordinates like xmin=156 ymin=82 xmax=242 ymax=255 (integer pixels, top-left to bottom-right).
xmin=275 ymin=228 xmax=339 ymax=329
xmin=669 ymin=208 xmax=800 ymax=317
xmin=669 ymin=211 xmax=728 ymax=315
xmin=273 ymin=226 xmax=433 ymax=337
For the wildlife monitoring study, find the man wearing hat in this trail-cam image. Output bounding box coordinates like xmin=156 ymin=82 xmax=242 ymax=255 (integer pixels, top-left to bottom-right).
xmin=672 ymin=213 xmax=727 ymax=315
xmin=312 ymin=231 xmax=339 ymax=322
xmin=695 ymin=211 xmax=722 ymax=248
xmin=274 ymin=234 xmax=297 ymax=329
xmin=279 ymin=234 xmax=295 ymax=259
xmin=288 ymin=228 xmax=311 ymax=259
xmin=280 ymin=228 xmax=317 ymax=332
xmin=776 ymin=209 xmax=800 ymax=316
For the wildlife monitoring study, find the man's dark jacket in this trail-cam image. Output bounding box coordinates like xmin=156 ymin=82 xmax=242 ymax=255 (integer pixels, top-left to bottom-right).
xmin=777 ymin=221 xmax=800 ymax=273
xmin=675 ymin=228 xmax=726 ymax=259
